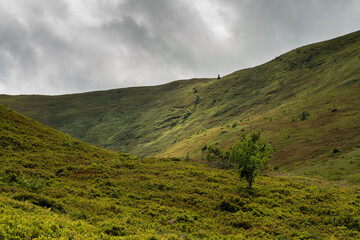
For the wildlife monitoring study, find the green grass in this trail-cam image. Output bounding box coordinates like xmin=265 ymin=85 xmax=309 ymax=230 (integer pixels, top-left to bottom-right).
xmin=1 ymin=31 xmax=359 ymax=181
xmin=1 ymin=104 xmax=360 ymax=239
xmin=294 ymin=147 xmax=360 ymax=184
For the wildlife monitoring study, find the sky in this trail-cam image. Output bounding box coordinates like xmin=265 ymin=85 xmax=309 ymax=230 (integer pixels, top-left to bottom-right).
xmin=0 ymin=0 xmax=360 ymax=95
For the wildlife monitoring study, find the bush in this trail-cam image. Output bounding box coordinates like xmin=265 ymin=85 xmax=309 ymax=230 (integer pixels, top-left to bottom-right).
xmin=332 ymin=147 xmax=340 ymax=154
xmin=13 ymin=193 xmax=65 ymax=213
xmin=2 ymin=173 xmax=47 ymax=191
xmin=300 ymin=111 xmax=310 ymax=120
xmin=183 ymin=110 xmax=192 ymax=120
xmin=104 ymin=226 xmax=127 ymax=236
xmin=231 ymin=220 xmax=251 ymax=229
xmin=194 ymin=95 xmax=200 ymax=104
xmin=218 ymin=200 xmax=239 ymax=213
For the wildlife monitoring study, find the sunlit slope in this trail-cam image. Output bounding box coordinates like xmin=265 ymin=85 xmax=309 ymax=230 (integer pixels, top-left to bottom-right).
xmin=1 ymin=31 xmax=360 ymax=169
xmin=160 ymin=30 xmax=360 ymax=174
xmin=1 ymin=105 xmax=360 ymax=239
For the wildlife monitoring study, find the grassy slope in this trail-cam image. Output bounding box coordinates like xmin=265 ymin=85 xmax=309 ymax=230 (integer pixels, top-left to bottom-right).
xmin=1 ymin=104 xmax=360 ymax=239
xmin=1 ymin=31 xmax=360 ymax=179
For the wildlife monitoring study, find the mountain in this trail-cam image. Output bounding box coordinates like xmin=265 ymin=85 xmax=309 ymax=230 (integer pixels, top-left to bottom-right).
xmin=1 ymin=31 xmax=360 ymax=180
xmin=1 ymin=105 xmax=360 ymax=239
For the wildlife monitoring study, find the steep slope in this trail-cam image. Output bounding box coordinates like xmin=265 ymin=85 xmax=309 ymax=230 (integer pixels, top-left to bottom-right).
xmin=1 ymin=105 xmax=360 ymax=239
xmin=1 ymin=31 xmax=360 ymax=172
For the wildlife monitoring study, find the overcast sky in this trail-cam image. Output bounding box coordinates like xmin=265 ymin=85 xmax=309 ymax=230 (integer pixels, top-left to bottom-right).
xmin=1 ymin=0 xmax=360 ymax=95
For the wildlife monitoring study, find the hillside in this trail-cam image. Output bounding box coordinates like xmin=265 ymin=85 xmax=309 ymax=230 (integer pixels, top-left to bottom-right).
xmin=1 ymin=31 xmax=360 ymax=179
xmin=1 ymin=104 xmax=360 ymax=239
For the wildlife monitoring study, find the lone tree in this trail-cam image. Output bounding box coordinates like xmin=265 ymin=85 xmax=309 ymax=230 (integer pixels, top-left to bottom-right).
xmin=206 ymin=131 xmax=273 ymax=188
xmin=217 ymin=74 xmax=221 ymax=80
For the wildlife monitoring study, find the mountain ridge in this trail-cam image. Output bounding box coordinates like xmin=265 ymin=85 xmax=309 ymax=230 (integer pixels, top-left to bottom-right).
xmin=1 ymin=30 xmax=360 ymax=178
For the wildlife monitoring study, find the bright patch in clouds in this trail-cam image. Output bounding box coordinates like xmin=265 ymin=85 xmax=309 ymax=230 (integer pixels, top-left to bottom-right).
xmin=188 ymin=0 xmax=234 ymax=41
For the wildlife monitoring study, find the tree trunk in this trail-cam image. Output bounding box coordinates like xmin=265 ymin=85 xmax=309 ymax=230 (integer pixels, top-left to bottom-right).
xmin=248 ymin=179 xmax=253 ymax=189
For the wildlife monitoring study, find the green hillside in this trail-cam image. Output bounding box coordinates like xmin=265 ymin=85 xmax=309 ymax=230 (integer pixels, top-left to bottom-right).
xmin=1 ymin=105 xmax=360 ymax=239
xmin=1 ymin=31 xmax=360 ymax=180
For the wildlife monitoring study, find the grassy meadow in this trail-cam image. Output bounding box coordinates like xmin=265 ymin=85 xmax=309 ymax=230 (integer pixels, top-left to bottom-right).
xmin=1 ymin=105 xmax=360 ymax=239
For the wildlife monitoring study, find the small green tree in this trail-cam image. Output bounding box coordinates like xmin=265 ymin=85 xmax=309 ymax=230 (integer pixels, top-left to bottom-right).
xmin=229 ymin=132 xmax=273 ymax=188
xmin=206 ymin=132 xmax=273 ymax=188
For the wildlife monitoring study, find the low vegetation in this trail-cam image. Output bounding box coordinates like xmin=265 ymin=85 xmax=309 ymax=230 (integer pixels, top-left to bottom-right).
xmin=1 ymin=105 xmax=360 ymax=239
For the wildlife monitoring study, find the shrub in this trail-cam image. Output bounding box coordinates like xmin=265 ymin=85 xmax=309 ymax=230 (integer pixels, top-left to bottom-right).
xmin=205 ymin=145 xmax=234 ymax=169
xmin=2 ymin=173 xmax=47 ymax=191
xmin=185 ymin=153 xmax=190 ymax=162
xmin=300 ymin=111 xmax=310 ymax=120
xmin=104 ymin=226 xmax=126 ymax=236
xmin=194 ymin=95 xmax=200 ymax=104
xmin=231 ymin=220 xmax=251 ymax=229
xmin=332 ymin=148 xmax=340 ymax=154
xmin=183 ymin=110 xmax=192 ymax=120
xmin=12 ymin=193 xmax=65 ymax=213
xmin=218 ymin=200 xmax=239 ymax=213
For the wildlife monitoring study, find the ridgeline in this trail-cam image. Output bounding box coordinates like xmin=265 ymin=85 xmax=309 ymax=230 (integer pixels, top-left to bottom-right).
xmin=1 ymin=32 xmax=359 ymax=183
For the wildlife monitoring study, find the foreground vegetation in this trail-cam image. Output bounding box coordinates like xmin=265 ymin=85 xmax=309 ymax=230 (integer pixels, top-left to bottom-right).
xmin=1 ymin=105 xmax=360 ymax=239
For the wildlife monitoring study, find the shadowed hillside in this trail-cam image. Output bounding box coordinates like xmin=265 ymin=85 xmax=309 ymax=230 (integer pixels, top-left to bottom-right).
xmin=1 ymin=31 xmax=360 ymax=179
xmin=1 ymin=104 xmax=360 ymax=239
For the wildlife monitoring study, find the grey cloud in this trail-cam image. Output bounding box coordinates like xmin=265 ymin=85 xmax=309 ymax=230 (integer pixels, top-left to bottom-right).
xmin=0 ymin=0 xmax=359 ymax=94
xmin=225 ymin=0 xmax=360 ymax=64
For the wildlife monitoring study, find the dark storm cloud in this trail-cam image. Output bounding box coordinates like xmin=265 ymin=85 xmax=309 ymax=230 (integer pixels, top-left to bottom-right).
xmin=0 ymin=0 xmax=359 ymax=94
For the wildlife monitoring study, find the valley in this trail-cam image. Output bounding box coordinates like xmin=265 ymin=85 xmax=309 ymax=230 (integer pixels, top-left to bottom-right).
xmin=1 ymin=31 xmax=360 ymax=180
xmin=0 ymin=31 xmax=360 ymax=239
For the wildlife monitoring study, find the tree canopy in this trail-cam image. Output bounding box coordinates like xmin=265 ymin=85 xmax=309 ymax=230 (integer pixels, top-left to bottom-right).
xmin=206 ymin=131 xmax=273 ymax=188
